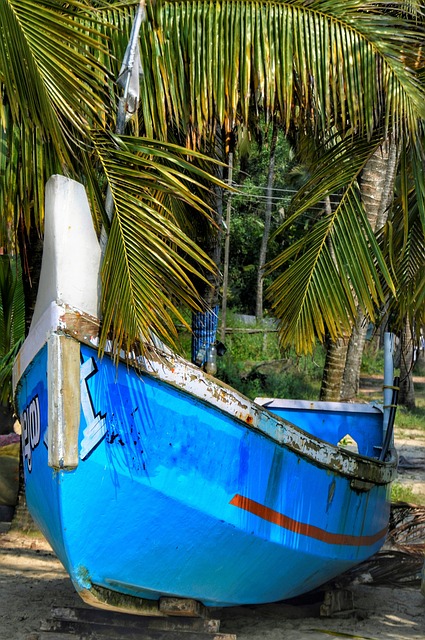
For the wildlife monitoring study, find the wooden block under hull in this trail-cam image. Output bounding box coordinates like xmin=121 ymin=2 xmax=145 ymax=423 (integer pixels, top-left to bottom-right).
xmin=38 ymin=605 xmax=237 ymax=639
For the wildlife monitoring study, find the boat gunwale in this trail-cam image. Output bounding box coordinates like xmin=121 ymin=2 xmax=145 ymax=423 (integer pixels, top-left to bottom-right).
xmin=12 ymin=302 xmax=398 ymax=487
xmin=255 ymin=398 xmax=384 ymax=414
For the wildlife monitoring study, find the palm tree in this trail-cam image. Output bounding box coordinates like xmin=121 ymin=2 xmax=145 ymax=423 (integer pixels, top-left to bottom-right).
xmin=0 ymin=253 xmax=25 ymax=424
xmin=138 ymin=0 xmax=425 ymax=353
xmin=1 ymin=0 xmax=425 ymax=368
xmin=379 ymin=162 xmax=425 ymax=407
xmin=319 ymin=138 xmax=399 ymax=401
xmin=1 ymin=0 xmax=223 ymax=362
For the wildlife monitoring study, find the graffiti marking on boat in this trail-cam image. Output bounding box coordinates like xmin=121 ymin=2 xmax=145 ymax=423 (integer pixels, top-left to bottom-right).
xmin=21 ymin=395 xmax=41 ymax=472
xmin=80 ymin=357 xmax=107 ymax=460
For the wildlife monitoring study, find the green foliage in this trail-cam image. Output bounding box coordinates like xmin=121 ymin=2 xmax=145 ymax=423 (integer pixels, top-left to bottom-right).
xmin=217 ymin=356 xmax=322 ymax=402
xmin=0 ymin=255 xmax=25 ymax=405
xmin=222 ymin=328 xmax=281 ymax=364
xmin=391 ymin=483 xmax=425 ymax=506
xmin=395 ymin=404 xmax=425 ymax=434
xmin=360 ymin=338 xmax=385 ymax=375
xmin=198 ymin=314 xmax=324 ymax=399
xmin=178 ymin=311 xmax=325 ymax=400
xmin=226 ymin=127 xmax=292 ymax=314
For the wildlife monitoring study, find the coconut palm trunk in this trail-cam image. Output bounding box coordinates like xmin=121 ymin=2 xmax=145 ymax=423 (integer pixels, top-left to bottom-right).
xmin=320 ymin=337 xmax=349 ymax=401
xmin=320 ymin=139 xmax=398 ymax=402
xmin=319 ymin=194 xmax=349 ymax=401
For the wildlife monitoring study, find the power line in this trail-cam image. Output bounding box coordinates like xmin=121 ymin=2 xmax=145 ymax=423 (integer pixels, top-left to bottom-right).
xmin=230 ymin=193 xmax=340 ymax=207
xmin=231 ymin=183 xmax=299 ymax=194
xmin=229 ymin=205 xmax=330 ymax=217
xmin=231 ymin=182 xmax=342 ymax=199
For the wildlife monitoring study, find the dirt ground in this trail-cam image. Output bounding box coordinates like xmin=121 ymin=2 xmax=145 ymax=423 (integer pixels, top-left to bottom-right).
xmin=0 ymin=525 xmax=424 ymax=640
xmin=1 ymin=381 xmax=424 ymax=640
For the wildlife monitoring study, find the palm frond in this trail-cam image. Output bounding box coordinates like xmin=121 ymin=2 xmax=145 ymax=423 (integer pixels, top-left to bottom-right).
xmin=0 ymin=95 xmax=62 ymax=237
xmin=266 ymin=134 xmax=396 ymax=352
xmin=381 ymin=137 xmax=425 ymax=331
xmin=92 ymin=131 xmax=222 ymax=356
xmin=0 ymin=255 xmax=25 ymax=403
xmin=0 ymin=1 xmax=109 ymax=145
xmin=139 ymin=1 xmax=425 ymax=139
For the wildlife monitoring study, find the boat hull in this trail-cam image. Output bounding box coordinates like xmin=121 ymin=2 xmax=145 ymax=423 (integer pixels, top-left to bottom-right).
xmin=15 ymin=335 xmax=394 ymax=609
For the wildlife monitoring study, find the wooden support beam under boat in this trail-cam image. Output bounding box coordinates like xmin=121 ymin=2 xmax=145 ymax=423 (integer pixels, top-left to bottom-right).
xmin=39 ymin=605 xmax=236 ymax=639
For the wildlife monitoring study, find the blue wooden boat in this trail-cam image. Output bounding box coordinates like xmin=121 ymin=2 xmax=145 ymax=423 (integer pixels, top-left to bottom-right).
xmin=13 ymin=175 xmax=398 ymax=614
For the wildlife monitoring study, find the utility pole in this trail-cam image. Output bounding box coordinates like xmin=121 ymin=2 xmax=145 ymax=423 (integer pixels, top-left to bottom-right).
xmin=220 ymin=152 xmax=233 ymax=342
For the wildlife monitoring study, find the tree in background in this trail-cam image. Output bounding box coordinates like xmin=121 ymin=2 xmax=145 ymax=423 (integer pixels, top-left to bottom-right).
xmin=224 ymin=123 xmax=291 ymax=315
xmin=0 ymin=1 xmax=223 ymax=364
xmin=0 ymin=254 xmax=24 ymax=430
xmin=135 ymin=0 xmax=425 ymax=363
xmin=1 ymin=0 xmax=425 ymax=391
xmin=319 ymin=139 xmax=400 ymax=401
xmin=255 ymin=119 xmax=279 ymax=321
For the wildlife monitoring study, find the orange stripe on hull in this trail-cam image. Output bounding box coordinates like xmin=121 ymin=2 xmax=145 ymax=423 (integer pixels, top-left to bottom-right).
xmin=230 ymin=494 xmax=387 ymax=547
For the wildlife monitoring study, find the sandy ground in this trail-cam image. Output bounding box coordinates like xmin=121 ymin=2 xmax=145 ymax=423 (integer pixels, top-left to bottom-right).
xmin=0 ymin=526 xmax=424 ymax=640
xmin=0 ymin=381 xmax=424 ymax=640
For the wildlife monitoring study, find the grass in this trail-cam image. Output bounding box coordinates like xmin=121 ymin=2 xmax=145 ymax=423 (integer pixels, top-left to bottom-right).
xmin=391 ymin=482 xmax=425 ymax=506
xmin=394 ymin=402 xmax=425 ymax=434
xmin=213 ymin=316 xmax=325 ymax=401
xmin=178 ymin=313 xmax=325 ymax=401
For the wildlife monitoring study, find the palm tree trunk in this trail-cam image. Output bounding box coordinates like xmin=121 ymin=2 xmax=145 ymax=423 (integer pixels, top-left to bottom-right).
xmin=319 ymin=196 xmax=350 ymax=400
xmin=320 ymin=336 xmax=349 ymax=400
xmin=256 ymin=120 xmax=278 ymax=320
xmin=340 ymin=318 xmax=370 ymax=400
xmin=399 ymin=316 xmax=416 ymax=409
